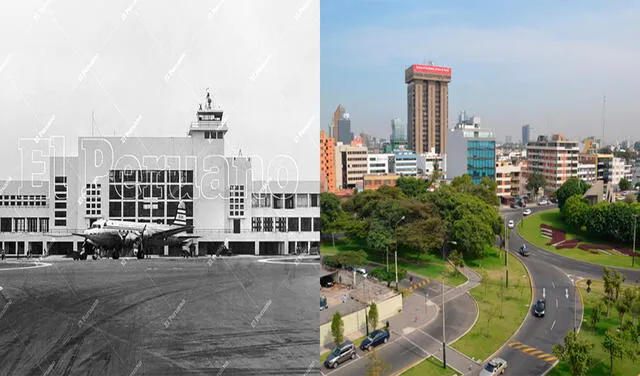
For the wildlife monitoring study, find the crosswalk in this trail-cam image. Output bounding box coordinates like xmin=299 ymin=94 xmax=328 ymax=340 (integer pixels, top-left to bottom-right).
xmin=401 ymin=279 xmax=429 ymax=295
xmin=508 ymin=341 xmax=557 ymax=363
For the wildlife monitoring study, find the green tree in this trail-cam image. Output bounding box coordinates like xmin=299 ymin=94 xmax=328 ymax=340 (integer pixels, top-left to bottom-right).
xmin=552 ymin=330 xmax=594 ymax=376
xmin=590 ymin=301 xmax=604 ymax=328
xmin=562 ymin=194 xmax=590 ymax=230
xmin=617 ymin=287 xmax=637 ymax=323
xmin=619 ymin=178 xmax=632 ymax=192
xmin=365 ymin=347 xmax=390 ymax=376
xmin=556 ymin=178 xmax=591 ymax=210
xmin=331 ymin=312 xmax=344 ymax=347
xmin=602 ymin=329 xmax=627 ymax=376
xmin=599 ymin=147 xmax=613 ymax=154
xmin=366 ymin=219 xmax=393 ymax=254
xmin=368 ymin=302 xmax=379 ymax=332
xmin=396 ymin=177 xmax=427 ymax=198
xmin=330 ymin=250 xmax=368 ymax=269
xmin=449 ymin=250 xmax=465 ymax=268
xmin=320 ymin=192 xmax=344 ymax=233
xmin=526 ymin=172 xmax=546 ymax=198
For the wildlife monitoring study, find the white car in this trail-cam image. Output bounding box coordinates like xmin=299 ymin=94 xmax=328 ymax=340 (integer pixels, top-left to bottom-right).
xmin=538 ymin=200 xmax=548 ymax=206
xmin=355 ymin=267 xmax=368 ymax=278
xmin=507 ymin=220 xmax=515 ymax=229
xmin=523 ymin=209 xmax=532 ymax=216
xmin=480 ymin=357 xmax=507 ymax=376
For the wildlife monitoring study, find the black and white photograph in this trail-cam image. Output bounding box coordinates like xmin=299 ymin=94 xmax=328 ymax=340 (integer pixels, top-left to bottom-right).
xmin=0 ymin=1 xmax=320 ymax=375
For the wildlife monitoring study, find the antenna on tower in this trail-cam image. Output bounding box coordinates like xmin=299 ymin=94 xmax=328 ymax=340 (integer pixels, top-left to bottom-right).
xmin=601 ymin=94 xmax=606 ymax=146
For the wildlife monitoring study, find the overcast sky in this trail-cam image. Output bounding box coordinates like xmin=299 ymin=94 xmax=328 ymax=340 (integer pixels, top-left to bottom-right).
xmin=321 ymin=0 xmax=640 ymax=145
xmin=0 ymin=0 xmax=319 ymax=181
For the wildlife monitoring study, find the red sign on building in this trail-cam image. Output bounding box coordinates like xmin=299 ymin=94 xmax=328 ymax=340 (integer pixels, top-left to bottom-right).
xmin=412 ymin=64 xmax=451 ymax=75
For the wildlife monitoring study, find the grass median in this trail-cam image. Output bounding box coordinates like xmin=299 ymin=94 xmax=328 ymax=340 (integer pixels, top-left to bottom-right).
xmin=401 ymin=356 xmax=460 ymax=376
xmin=518 ymin=209 xmax=640 ymax=270
xmin=320 ymin=241 xmax=468 ymax=287
xmin=549 ymin=280 xmax=639 ymax=376
xmin=450 ymin=247 xmax=531 ymax=361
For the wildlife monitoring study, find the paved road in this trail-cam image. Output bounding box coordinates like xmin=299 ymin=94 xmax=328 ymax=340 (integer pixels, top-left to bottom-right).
xmin=492 ymin=205 xmax=612 ymax=376
xmin=504 ymin=205 xmax=640 ymax=282
xmin=320 ymin=271 xmax=481 ymax=376
xmin=0 ymin=257 xmax=318 ymax=376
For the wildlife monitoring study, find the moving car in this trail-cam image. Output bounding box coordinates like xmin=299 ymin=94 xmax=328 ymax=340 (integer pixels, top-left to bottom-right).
xmin=359 ymin=329 xmax=390 ymax=351
xmin=507 ymin=220 xmax=515 ymax=229
xmin=523 ymin=208 xmax=532 ymax=216
xmin=324 ymin=341 xmax=356 ymax=369
xmin=534 ymin=298 xmax=546 ymax=317
xmin=480 ymin=357 xmax=507 ymax=376
xmin=509 ymin=202 xmax=517 ymax=208
xmin=538 ymin=199 xmax=549 ymax=206
xmin=519 ymin=245 xmax=530 ymax=257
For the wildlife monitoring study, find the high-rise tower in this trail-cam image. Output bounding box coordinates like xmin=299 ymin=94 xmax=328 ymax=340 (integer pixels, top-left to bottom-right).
xmin=405 ymin=64 xmax=451 ymax=154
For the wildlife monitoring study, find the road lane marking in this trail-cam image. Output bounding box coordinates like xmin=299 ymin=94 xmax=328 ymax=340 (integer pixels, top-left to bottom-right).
xmin=401 ymin=334 xmax=430 ymax=356
xmin=552 ymin=281 xmax=555 ymax=288
xmin=510 ymin=341 xmax=557 ymax=363
xmin=550 ymin=320 xmax=556 ymax=331
xmin=556 ymin=298 xmax=558 ymax=308
xmin=543 ymin=287 xmax=546 ymax=298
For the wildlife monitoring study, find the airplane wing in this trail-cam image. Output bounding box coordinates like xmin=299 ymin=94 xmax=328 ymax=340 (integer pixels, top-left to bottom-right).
xmin=148 ymin=225 xmax=194 ymax=239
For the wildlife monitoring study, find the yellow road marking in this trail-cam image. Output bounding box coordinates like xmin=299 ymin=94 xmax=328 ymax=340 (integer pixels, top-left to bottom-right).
xmin=537 ymin=353 xmax=551 ymax=359
xmin=522 ymin=347 xmax=538 ymax=354
xmin=543 ymin=356 xmax=557 ymax=362
xmin=529 ymin=350 xmax=544 ymax=356
xmin=513 ymin=344 xmax=530 ymax=350
xmin=508 ymin=341 xmax=521 ymax=347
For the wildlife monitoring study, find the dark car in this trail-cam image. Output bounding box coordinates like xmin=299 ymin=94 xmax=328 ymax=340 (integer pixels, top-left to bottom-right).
xmin=324 ymin=341 xmax=356 ymax=369
xmin=510 ymin=202 xmax=517 ymax=208
xmin=519 ymin=245 xmax=530 ymax=257
xmin=534 ymin=299 xmax=546 ymax=317
xmin=359 ymin=329 xmax=390 ymax=351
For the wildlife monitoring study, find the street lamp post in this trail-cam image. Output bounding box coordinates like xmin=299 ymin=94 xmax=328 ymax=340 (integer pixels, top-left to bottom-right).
xmin=633 ymin=214 xmax=638 ymax=268
xmin=395 ymin=216 xmax=405 ymax=289
xmin=441 ymin=238 xmax=457 ymax=369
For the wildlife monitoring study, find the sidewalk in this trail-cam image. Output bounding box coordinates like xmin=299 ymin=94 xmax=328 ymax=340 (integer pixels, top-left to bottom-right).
xmin=392 ymin=267 xmax=483 ymax=375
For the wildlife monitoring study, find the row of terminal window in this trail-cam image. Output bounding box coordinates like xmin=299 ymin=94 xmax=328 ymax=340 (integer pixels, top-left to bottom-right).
xmin=109 ymin=170 xmax=194 ymax=184
xmin=109 ymin=201 xmax=194 ymax=218
xmin=252 ymin=193 xmax=319 ymax=208
xmin=0 ymin=217 xmax=49 ymax=233
xmin=0 ymin=195 xmax=47 ymax=206
xmin=251 ymin=217 xmax=320 ymax=232
xmin=204 ymin=131 xmax=224 ymax=139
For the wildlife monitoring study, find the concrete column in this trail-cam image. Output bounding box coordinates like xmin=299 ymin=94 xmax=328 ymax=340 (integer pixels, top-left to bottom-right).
xmin=254 ymin=242 xmax=259 ymax=256
xmin=164 ymin=245 xmax=169 ymax=256
xmin=73 ymin=241 xmax=78 ymax=252
xmin=43 ymin=241 xmax=48 ymax=256
xmin=25 ymin=241 xmax=29 ymax=256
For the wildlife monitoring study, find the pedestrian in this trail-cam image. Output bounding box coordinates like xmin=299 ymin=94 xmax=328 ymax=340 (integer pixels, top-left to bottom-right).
xmin=409 ymin=275 xmax=413 ymax=283
xmin=1 ymin=248 xmax=5 ymax=261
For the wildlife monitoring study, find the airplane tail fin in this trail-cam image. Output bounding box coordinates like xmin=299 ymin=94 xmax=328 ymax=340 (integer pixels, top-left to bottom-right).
xmin=173 ymin=201 xmax=187 ymax=226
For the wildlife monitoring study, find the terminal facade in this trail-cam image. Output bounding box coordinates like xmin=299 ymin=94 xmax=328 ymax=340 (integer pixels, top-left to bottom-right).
xmin=0 ymin=94 xmax=320 ymax=256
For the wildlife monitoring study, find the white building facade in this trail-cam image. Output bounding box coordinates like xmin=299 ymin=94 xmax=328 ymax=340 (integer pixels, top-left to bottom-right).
xmin=0 ymin=98 xmax=319 ymax=256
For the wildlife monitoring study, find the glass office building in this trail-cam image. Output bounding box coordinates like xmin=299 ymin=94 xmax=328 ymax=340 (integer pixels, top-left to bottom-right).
xmin=467 ymin=139 xmax=496 ymax=184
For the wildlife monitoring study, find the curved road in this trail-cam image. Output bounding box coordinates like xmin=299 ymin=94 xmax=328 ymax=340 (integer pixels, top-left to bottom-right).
xmin=493 ymin=205 xmax=640 ymax=376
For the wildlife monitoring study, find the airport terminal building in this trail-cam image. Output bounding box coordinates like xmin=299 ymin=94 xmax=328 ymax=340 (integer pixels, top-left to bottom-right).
xmin=0 ymin=96 xmax=320 ymax=256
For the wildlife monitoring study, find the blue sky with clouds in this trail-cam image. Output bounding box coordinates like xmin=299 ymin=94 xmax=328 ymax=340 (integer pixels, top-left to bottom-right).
xmin=321 ymin=0 xmax=640 ymax=144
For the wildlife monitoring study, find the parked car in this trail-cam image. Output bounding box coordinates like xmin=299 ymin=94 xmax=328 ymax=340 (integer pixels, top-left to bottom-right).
xmin=523 ymin=208 xmax=532 ymax=216
xmin=534 ymin=298 xmax=546 ymax=317
xmin=549 ymin=196 xmax=558 ymax=204
xmin=509 ymin=202 xmax=517 ymax=208
xmin=480 ymin=357 xmax=507 ymax=376
xmin=320 ymin=296 xmax=328 ymax=311
xmin=359 ymin=329 xmax=390 ymax=351
xmin=538 ymin=199 xmax=549 ymax=206
xmin=507 ymin=220 xmax=515 ymax=229
xmin=324 ymin=341 xmax=356 ymax=369
xmin=355 ymin=267 xmax=368 ymax=278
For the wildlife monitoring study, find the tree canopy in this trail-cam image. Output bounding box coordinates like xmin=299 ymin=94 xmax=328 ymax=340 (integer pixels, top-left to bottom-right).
xmin=526 ymin=172 xmax=546 ymax=197
xmin=555 ymin=178 xmax=591 ymax=210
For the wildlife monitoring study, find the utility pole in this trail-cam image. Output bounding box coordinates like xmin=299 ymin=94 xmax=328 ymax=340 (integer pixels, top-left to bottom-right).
xmin=395 ymin=216 xmax=405 ymax=289
xmin=633 ymin=214 xmax=637 ymax=268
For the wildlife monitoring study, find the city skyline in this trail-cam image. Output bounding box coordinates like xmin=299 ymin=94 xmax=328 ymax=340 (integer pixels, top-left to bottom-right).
xmin=321 ymin=0 xmax=640 ymax=145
